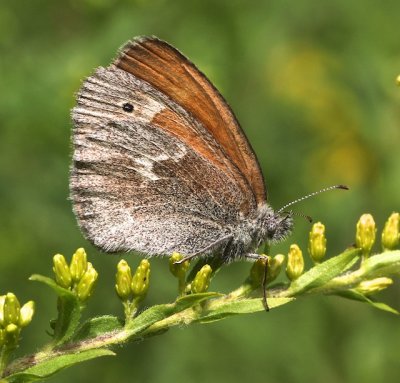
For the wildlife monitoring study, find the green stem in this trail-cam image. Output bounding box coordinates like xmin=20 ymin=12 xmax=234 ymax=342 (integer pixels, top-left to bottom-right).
xmin=0 ymin=346 xmax=13 ymax=378
xmin=4 ymin=250 xmax=400 ymax=379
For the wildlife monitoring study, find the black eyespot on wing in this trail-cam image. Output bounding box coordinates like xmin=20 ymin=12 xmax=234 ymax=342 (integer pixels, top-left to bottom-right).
xmin=122 ymin=103 xmax=134 ymax=112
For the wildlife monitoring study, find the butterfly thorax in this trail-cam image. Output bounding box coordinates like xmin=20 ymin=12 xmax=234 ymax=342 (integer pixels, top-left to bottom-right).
xmin=223 ymin=204 xmax=293 ymax=261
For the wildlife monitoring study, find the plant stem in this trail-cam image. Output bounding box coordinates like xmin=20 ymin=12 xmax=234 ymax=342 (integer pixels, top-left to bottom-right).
xmin=3 ymin=250 xmax=400 ymax=380
xmin=0 ymin=346 xmax=13 ymax=378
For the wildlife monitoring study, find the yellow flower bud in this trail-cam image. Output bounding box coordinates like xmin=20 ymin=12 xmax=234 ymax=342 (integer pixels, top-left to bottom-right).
xmin=3 ymin=293 xmax=21 ymax=326
xmin=191 ymin=265 xmax=212 ymax=293
xmin=115 ymin=260 xmax=132 ymax=301
xmin=249 ymin=257 xmax=268 ymax=287
xmin=169 ymin=253 xmax=190 ymax=294
xmin=286 ymin=244 xmax=304 ymax=281
xmin=381 ymin=212 xmax=400 ymax=250
xmin=70 ymin=248 xmax=88 ymax=283
xmin=0 ymin=295 xmax=5 ymax=326
xmin=267 ymin=254 xmax=285 ymax=283
xmin=356 ymin=214 xmax=376 ymax=256
xmin=53 ymin=254 xmax=72 ymax=289
xmin=131 ymin=259 xmax=151 ymax=300
xmin=19 ymin=301 xmax=35 ymax=327
xmin=169 ymin=252 xmax=190 ymax=279
xmin=76 ymin=262 xmax=98 ymax=301
xmin=355 ymin=277 xmax=393 ymax=295
xmin=308 ymin=222 xmax=327 ymax=263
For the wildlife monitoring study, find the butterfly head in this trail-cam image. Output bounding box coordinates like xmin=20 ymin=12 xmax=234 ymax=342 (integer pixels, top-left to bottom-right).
xmin=266 ymin=212 xmax=293 ymax=242
xmin=265 ymin=209 xmax=293 ymax=243
xmin=252 ymin=205 xmax=293 ymax=246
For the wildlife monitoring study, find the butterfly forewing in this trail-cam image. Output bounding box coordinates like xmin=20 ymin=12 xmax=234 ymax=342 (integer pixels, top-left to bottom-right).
xmin=115 ymin=36 xmax=267 ymax=206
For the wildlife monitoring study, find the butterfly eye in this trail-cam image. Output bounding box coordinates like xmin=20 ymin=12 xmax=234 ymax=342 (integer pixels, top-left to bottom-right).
xmin=122 ymin=103 xmax=134 ymax=112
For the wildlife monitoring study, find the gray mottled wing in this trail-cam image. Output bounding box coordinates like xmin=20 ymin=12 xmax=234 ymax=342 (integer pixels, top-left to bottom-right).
xmin=71 ymin=65 xmax=254 ymax=255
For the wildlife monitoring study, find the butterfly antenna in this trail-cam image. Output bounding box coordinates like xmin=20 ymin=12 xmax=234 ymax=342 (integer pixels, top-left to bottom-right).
xmin=277 ymin=184 xmax=349 ymax=213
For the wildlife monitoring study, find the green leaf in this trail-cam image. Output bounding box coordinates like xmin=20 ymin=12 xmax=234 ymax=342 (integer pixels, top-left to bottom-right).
xmin=199 ymin=297 xmax=295 ymax=323
xmin=174 ymin=292 xmax=222 ymax=310
xmin=335 ymin=290 xmax=399 ymax=315
xmin=361 ymin=250 xmax=400 ymax=276
xmin=29 ymin=274 xmax=75 ymax=299
xmin=125 ymin=292 xmax=220 ymax=334
xmin=5 ymin=349 xmax=114 ymax=382
xmin=286 ymin=248 xmax=360 ymax=296
xmin=72 ymin=316 xmax=123 ymax=342
xmin=30 ymin=274 xmax=82 ymax=345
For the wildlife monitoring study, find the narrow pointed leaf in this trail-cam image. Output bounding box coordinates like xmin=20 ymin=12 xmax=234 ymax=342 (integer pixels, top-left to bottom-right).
xmin=72 ymin=316 xmax=123 ymax=342
xmin=5 ymin=349 xmax=114 ymax=382
xmin=29 ymin=274 xmax=75 ymax=299
xmin=30 ymin=274 xmax=82 ymax=345
xmin=174 ymin=292 xmax=222 ymax=310
xmin=199 ymin=297 xmax=294 ymax=323
xmin=335 ymin=290 xmax=399 ymax=315
xmin=125 ymin=292 xmax=220 ymax=334
xmin=361 ymin=250 xmax=400 ymax=276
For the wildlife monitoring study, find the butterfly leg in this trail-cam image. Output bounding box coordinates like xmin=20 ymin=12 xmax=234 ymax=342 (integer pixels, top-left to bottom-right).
xmin=246 ymin=253 xmax=269 ymax=312
xmin=173 ymin=234 xmax=233 ymax=264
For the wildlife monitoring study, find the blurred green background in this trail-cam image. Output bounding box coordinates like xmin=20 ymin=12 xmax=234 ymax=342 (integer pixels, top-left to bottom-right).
xmin=1 ymin=0 xmax=399 ymax=382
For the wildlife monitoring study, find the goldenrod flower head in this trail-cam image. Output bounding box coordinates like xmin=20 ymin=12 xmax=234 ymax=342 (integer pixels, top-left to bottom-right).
xmin=268 ymin=254 xmax=285 ymax=283
xmin=191 ymin=265 xmax=212 ymax=293
xmin=169 ymin=252 xmax=190 ymax=279
xmin=131 ymin=259 xmax=151 ymax=300
xmin=0 ymin=295 xmax=5 ymax=326
xmin=355 ymin=277 xmax=393 ymax=295
xmin=70 ymin=248 xmax=88 ymax=283
xmin=249 ymin=257 xmax=268 ymax=287
xmin=286 ymin=244 xmax=304 ymax=281
xmin=356 ymin=214 xmax=376 ymax=255
xmin=53 ymin=254 xmax=72 ymax=289
xmin=382 ymin=212 xmax=400 ymax=250
xmin=115 ymin=260 xmax=133 ymax=301
xmin=19 ymin=301 xmax=35 ymax=328
xmin=76 ymin=262 xmax=98 ymax=301
xmin=3 ymin=293 xmax=21 ymax=326
xmin=308 ymin=222 xmax=327 ymax=263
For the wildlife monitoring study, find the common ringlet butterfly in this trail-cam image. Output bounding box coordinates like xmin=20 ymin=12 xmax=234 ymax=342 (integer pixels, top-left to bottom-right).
xmin=71 ymin=36 xmax=319 ymax=264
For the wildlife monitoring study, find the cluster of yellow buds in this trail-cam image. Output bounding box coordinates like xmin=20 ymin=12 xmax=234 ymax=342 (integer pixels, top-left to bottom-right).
xmin=251 ymin=212 xmax=399 ymax=298
xmin=0 ymin=293 xmax=34 ymax=349
xmin=53 ymin=248 xmax=98 ymax=302
xmin=115 ymin=259 xmax=150 ymax=305
xmin=284 ymin=222 xmax=326 ymax=281
xmin=168 ymin=253 xmax=213 ymax=294
xmin=355 ymin=212 xmax=399 ymax=254
xmin=353 ymin=212 xmax=399 ymax=294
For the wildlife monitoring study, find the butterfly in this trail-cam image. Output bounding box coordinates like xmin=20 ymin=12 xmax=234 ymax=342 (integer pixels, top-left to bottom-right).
xmin=70 ymin=36 xmax=294 ymax=263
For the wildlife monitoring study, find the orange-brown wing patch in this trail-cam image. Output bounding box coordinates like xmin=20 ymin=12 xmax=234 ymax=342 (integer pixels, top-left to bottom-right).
xmin=114 ymin=36 xmax=267 ymax=206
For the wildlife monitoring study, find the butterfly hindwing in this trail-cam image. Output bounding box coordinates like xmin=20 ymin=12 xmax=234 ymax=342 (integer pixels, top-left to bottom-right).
xmin=72 ymin=65 xmax=249 ymax=255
